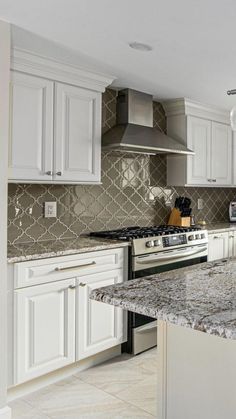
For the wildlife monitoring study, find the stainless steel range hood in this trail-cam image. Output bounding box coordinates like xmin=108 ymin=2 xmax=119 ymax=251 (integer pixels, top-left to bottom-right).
xmin=102 ymin=89 xmax=194 ymax=155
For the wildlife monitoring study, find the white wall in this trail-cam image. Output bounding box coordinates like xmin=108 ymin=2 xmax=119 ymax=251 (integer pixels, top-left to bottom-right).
xmin=0 ymin=19 xmax=11 ymax=418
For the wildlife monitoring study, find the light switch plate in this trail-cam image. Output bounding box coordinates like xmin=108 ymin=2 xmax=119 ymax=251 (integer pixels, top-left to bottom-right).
xmin=197 ymin=198 xmax=204 ymax=210
xmin=44 ymin=201 xmax=57 ymax=218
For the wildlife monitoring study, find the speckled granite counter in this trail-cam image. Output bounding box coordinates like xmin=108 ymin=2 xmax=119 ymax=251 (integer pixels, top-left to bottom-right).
xmin=7 ymin=237 xmax=130 ymax=263
xmin=200 ymin=222 xmax=236 ymax=233
xmin=91 ymin=258 xmax=236 ymax=340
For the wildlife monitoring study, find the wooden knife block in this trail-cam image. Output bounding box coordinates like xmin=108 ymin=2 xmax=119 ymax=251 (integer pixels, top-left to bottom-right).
xmin=168 ymin=208 xmax=191 ymax=227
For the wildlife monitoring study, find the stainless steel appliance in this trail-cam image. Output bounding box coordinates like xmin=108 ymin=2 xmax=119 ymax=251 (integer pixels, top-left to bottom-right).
xmin=102 ymin=89 xmax=194 ymax=155
xmin=91 ymin=225 xmax=208 ymax=354
xmin=229 ymin=201 xmax=236 ymax=222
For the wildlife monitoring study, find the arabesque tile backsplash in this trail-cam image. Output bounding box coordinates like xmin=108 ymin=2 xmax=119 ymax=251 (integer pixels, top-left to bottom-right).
xmin=8 ymin=89 xmax=236 ymax=245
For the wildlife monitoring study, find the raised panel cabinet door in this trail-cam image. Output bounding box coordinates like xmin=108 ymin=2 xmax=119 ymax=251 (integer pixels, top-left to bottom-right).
xmin=54 ymin=83 xmax=101 ymax=183
xmin=208 ymin=233 xmax=229 ymax=262
xmin=9 ymin=72 xmax=54 ymax=181
xmin=187 ymin=116 xmax=211 ymax=185
xmin=211 ymin=122 xmax=232 ymax=185
xmin=14 ymin=278 xmax=76 ymax=384
xmin=77 ymin=269 xmax=126 ymax=361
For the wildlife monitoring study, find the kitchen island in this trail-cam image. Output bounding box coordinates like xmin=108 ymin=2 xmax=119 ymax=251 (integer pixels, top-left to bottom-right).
xmin=91 ymin=258 xmax=236 ymax=419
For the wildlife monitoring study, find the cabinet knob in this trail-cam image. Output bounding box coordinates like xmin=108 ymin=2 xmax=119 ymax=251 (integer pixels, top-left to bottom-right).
xmin=212 ymin=179 xmax=216 ymax=182
xmin=69 ymin=285 xmax=76 ymax=289
xmin=79 ymin=282 xmax=86 ymax=287
xmin=56 ymin=171 xmax=62 ymax=176
xmin=45 ymin=171 xmax=53 ymax=176
xmin=207 ymin=179 xmax=212 ymax=182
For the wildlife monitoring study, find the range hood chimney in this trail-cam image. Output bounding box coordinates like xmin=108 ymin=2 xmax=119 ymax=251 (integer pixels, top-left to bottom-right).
xmin=102 ymin=89 xmax=194 ymax=155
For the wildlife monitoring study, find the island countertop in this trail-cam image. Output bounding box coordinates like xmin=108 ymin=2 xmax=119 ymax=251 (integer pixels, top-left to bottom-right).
xmin=91 ymin=258 xmax=236 ymax=340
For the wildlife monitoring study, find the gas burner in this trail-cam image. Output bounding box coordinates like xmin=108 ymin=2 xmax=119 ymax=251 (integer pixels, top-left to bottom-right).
xmin=90 ymin=225 xmax=200 ymax=241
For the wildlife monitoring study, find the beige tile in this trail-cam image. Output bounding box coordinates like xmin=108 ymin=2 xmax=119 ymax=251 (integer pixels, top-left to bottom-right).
xmin=23 ymin=375 xmax=154 ymax=418
xmin=76 ymin=353 xmax=152 ymax=395
xmin=9 ymin=398 xmax=51 ymax=419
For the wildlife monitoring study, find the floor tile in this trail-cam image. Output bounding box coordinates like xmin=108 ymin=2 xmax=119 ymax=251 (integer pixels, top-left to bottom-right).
xmin=10 ymin=349 xmax=157 ymax=418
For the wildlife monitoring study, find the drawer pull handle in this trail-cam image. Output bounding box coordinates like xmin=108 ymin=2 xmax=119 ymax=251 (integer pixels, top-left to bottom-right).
xmin=69 ymin=285 xmax=77 ymax=289
xmin=45 ymin=171 xmax=53 ymax=176
xmin=213 ymin=236 xmax=220 ymax=239
xmin=79 ymin=282 xmax=86 ymax=287
xmin=55 ymin=261 xmax=96 ymax=272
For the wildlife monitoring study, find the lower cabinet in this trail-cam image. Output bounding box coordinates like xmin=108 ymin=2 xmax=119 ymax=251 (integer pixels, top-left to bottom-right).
xmin=11 ymin=248 xmax=127 ymax=386
xmin=14 ymin=278 xmax=76 ymax=384
xmin=77 ymin=269 xmax=126 ymax=360
xmin=208 ymin=232 xmax=229 ymax=262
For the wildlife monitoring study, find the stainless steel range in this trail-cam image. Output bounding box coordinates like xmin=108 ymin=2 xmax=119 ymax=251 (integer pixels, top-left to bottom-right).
xmin=91 ymin=225 xmax=208 ymax=354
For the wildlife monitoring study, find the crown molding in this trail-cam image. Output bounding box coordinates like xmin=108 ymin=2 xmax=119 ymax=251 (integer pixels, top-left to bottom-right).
xmin=163 ymin=98 xmax=230 ymax=124
xmin=11 ymin=47 xmax=116 ymax=92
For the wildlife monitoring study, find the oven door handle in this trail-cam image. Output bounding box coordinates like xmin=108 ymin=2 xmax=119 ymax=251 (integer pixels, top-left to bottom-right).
xmin=136 ymin=246 xmax=208 ymax=264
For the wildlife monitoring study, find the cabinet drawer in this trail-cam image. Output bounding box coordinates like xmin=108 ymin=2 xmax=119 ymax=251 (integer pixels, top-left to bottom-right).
xmin=14 ymin=248 xmax=126 ymax=289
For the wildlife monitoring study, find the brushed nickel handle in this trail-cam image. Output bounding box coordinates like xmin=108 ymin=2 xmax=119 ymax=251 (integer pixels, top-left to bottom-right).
xmin=212 ymin=179 xmax=216 ymax=182
xmin=69 ymin=285 xmax=77 ymax=289
xmin=79 ymin=282 xmax=86 ymax=287
xmin=56 ymin=171 xmax=62 ymax=176
xmin=45 ymin=171 xmax=53 ymax=176
xmin=55 ymin=261 xmax=96 ymax=272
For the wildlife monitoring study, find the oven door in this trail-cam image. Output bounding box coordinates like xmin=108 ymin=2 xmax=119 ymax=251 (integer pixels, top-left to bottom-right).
xmin=133 ymin=244 xmax=208 ymax=273
xmin=124 ymin=244 xmax=208 ymax=355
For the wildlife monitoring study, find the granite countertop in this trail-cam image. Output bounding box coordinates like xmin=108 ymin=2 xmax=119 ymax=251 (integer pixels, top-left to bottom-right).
xmin=91 ymin=258 xmax=236 ymax=340
xmin=201 ymin=222 xmax=236 ymax=233
xmin=7 ymin=237 xmax=130 ymax=263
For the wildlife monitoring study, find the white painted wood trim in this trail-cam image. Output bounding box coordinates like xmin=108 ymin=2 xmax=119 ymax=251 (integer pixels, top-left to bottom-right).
xmin=11 ymin=47 xmax=115 ymax=92
xmin=0 ymin=407 xmax=11 ymax=419
xmin=163 ymin=98 xmax=230 ymax=124
xmin=157 ymin=320 xmax=167 ymax=419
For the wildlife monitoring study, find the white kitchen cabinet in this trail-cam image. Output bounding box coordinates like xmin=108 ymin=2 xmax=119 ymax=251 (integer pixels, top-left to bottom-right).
xmin=54 ymin=83 xmax=101 ymax=183
xmin=9 ymin=72 xmax=54 ymax=182
xmin=228 ymin=231 xmax=236 ymax=258
xmin=14 ymin=278 xmax=75 ymax=384
xmin=164 ymin=99 xmax=232 ymax=187
xmin=77 ymin=269 xmax=126 ymax=361
xmin=9 ymin=247 xmax=127 ymax=386
xmin=211 ymin=122 xmax=232 ymax=185
xmin=187 ymin=116 xmax=211 ymax=185
xmin=208 ymin=232 xmax=229 ymax=262
xmin=9 ymin=69 xmax=105 ymax=184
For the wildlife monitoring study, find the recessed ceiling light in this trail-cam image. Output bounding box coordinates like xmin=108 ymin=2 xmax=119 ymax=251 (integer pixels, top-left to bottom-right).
xmin=129 ymin=42 xmax=153 ymax=52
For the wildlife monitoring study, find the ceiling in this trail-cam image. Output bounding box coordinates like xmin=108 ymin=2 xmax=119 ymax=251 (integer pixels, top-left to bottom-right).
xmin=1 ymin=0 xmax=236 ymax=109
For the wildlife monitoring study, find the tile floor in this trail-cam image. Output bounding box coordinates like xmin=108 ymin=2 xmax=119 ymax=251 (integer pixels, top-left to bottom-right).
xmin=9 ymin=348 xmax=157 ymax=418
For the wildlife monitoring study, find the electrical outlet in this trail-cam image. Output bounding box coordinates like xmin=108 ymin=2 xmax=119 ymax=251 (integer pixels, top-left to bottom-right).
xmin=44 ymin=202 xmax=57 ymax=218
xmin=197 ymin=198 xmax=204 ymax=210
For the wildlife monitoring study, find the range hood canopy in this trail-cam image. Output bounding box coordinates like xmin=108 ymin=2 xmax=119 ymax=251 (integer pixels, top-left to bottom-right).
xmin=102 ymin=89 xmax=194 ymax=155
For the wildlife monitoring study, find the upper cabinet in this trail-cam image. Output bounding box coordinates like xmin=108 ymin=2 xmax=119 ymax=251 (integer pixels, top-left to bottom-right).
xmin=163 ymin=99 xmax=232 ymax=187
xmin=54 ymin=83 xmax=101 ymax=183
xmin=9 ymin=48 xmax=114 ymax=184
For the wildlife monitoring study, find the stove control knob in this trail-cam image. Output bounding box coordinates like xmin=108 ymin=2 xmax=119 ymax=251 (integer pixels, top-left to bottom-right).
xmin=188 ymin=234 xmax=194 ymax=241
xmin=154 ymin=240 xmax=161 ymax=247
xmin=201 ymin=233 xmax=205 ymax=239
xmin=146 ymin=240 xmax=154 ymax=248
xmin=195 ymin=234 xmax=200 ymax=240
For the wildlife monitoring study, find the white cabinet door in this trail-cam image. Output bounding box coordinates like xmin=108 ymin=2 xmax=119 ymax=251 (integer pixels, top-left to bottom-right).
xmin=77 ymin=269 xmax=126 ymax=360
xmin=208 ymin=232 xmax=229 ymax=262
xmin=14 ymin=278 xmax=75 ymax=384
xmin=228 ymin=231 xmax=236 ymax=257
xmin=211 ymin=122 xmax=232 ymax=185
xmin=9 ymin=72 xmax=54 ymax=181
xmin=187 ymin=116 xmax=211 ymax=185
xmin=54 ymin=83 xmax=101 ymax=183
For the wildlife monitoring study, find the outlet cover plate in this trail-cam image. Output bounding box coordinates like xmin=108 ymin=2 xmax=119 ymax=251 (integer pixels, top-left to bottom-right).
xmin=44 ymin=202 xmax=57 ymax=218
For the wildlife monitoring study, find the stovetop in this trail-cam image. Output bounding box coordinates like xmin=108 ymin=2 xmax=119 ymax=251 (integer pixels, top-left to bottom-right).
xmin=90 ymin=225 xmax=201 ymax=241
